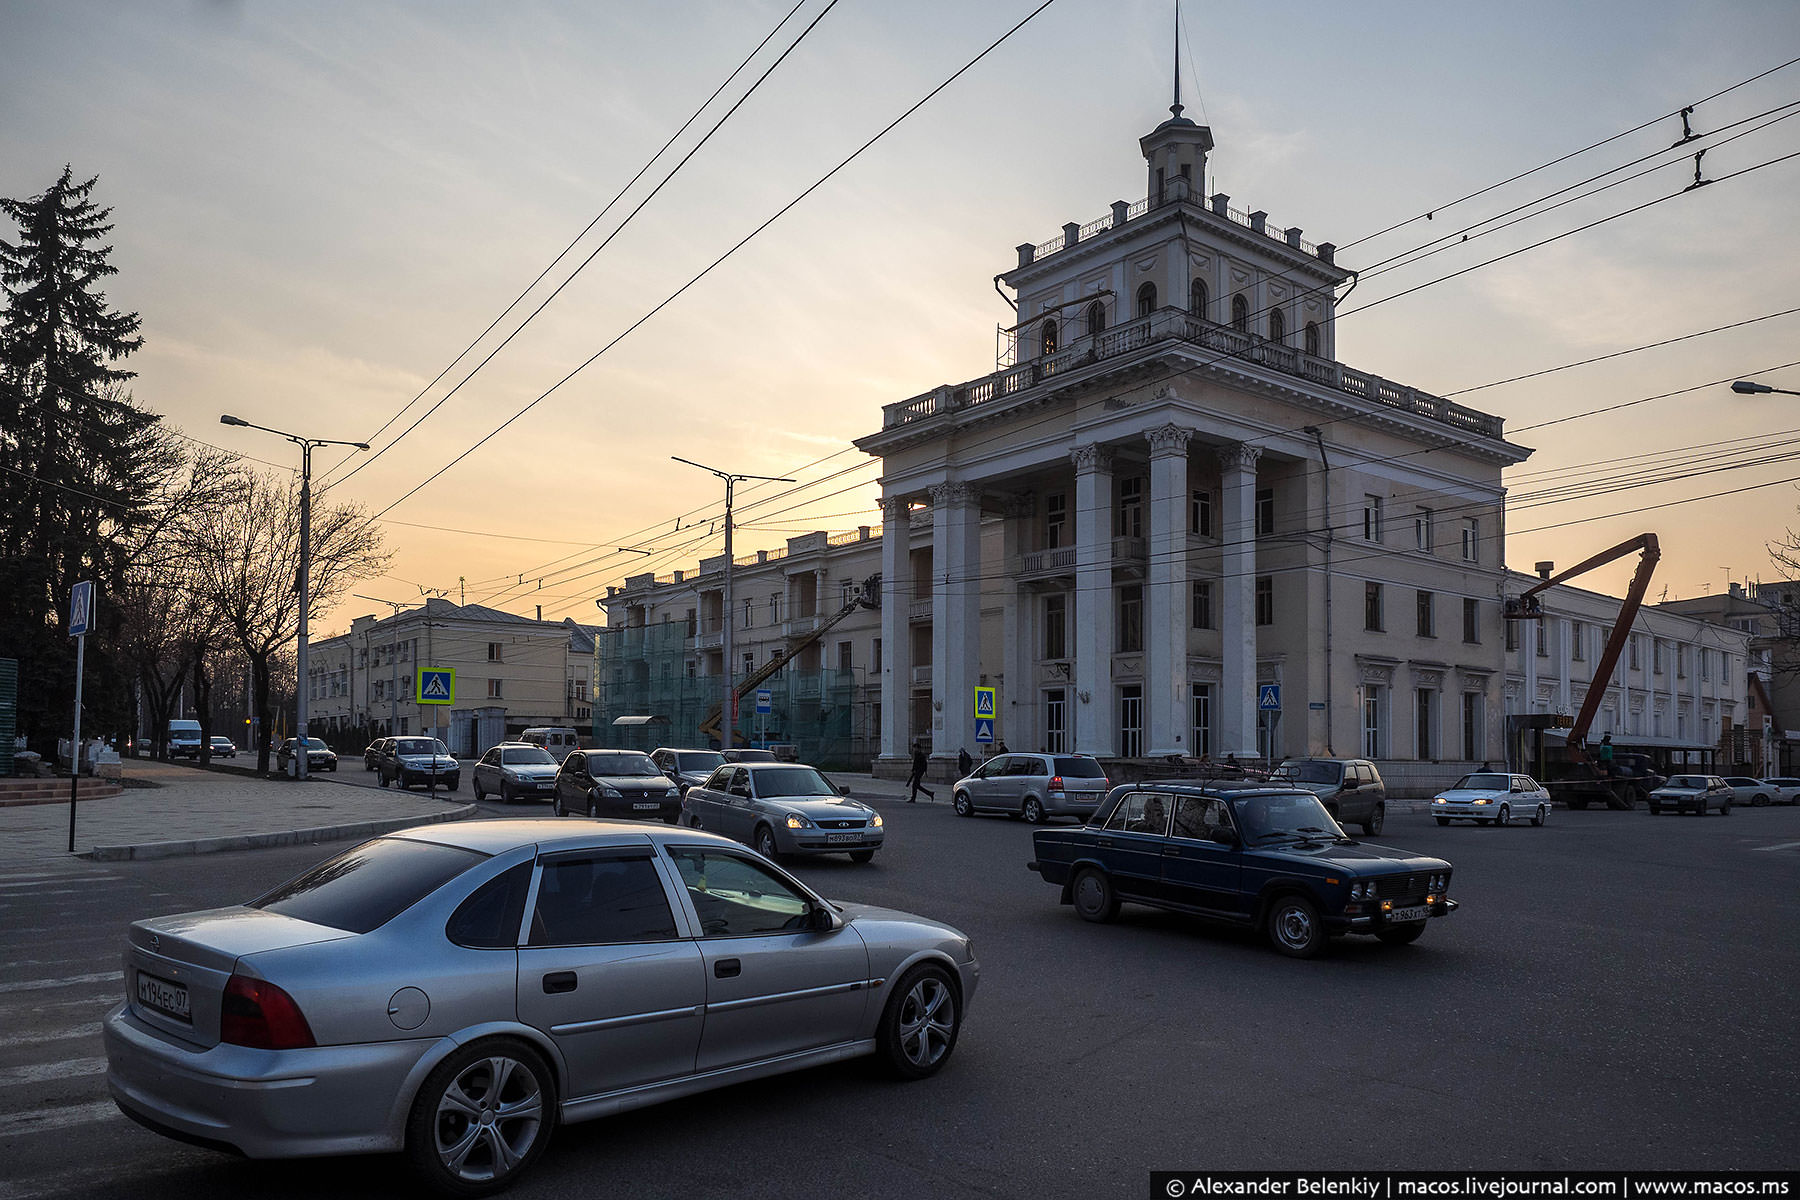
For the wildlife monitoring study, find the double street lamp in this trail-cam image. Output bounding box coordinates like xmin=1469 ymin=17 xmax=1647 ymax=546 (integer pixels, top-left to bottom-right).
xmin=221 ymin=414 xmax=369 ymax=779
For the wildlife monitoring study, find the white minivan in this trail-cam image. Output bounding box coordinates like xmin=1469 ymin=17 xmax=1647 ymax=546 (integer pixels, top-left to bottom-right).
xmin=518 ymin=726 xmax=582 ymax=761
xmin=165 ymin=719 xmax=203 ymax=760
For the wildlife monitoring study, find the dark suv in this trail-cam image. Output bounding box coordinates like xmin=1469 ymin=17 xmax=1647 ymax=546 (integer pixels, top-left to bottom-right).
xmin=1028 ymin=781 xmax=1456 ymax=958
xmin=1269 ymin=758 xmax=1386 ymax=835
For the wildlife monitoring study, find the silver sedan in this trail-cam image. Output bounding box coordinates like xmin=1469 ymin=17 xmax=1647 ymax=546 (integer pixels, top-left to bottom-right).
xmin=104 ymin=820 xmax=977 ymax=1195
xmin=680 ymin=762 xmax=885 ymax=862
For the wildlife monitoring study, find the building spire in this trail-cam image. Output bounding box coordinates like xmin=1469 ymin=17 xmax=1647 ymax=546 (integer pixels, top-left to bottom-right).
xmin=1170 ymin=2 xmax=1183 ymax=120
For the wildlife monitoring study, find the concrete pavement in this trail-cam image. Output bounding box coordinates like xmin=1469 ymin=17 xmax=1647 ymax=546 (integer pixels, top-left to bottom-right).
xmin=0 ymin=758 xmax=476 ymax=865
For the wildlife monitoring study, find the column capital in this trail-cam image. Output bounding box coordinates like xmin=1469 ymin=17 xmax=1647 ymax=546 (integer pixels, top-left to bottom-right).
xmin=1212 ymin=441 xmax=1262 ymax=473
xmin=1145 ymin=423 xmax=1194 ymax=458
xmin=880 ymin=495 xmax=912 ymax=523
xmin=927 ymin=480 xmax=979 ymax=508
xmin=1069 ymin=443 xmax=1115 ymax=475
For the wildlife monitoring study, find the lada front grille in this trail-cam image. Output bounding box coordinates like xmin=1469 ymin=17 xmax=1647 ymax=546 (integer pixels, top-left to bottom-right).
xmin=820 ymin=819 xmax=864 ymax=830
xmin=1376 ymin=875 xmax=1428 ymax=904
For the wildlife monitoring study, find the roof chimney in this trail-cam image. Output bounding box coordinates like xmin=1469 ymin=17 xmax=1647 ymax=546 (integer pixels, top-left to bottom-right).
xmin=1535 ymin=561 xmax=1555 ymax=580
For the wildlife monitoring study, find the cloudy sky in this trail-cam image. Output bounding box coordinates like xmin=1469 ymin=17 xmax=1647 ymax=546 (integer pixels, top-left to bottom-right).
xmin=5 ymin=0 xmax=1799 ymax=632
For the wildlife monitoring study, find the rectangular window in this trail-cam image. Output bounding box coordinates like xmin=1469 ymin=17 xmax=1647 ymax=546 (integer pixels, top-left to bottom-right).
xmin=872 ymin=638 xmax=883 ymax=673
xmin=768 ymin=594 xmax=780 ymax=624
xmin=1571 ymin=621 xmax=1585 ymax=661
xmin=1044 ymin=689 xmax=1067 ymax=754
xmin=1118 ymin=685 xmax=1143 ymax=758
xmin=1044 ymin=594 xmax=1068 ymax=659
xmin=1255 ymin=577 xmax=1273 ymax=627
xmin=840 ymin=581 xmax=853 ymax=609
xmin=1116 ymin=477 xmax=1144 ymax=538
xmin=1461 ymin=518 xmax=1480 ymax=563
xmin=1365 ymin=582 xmax=1383 ymax=632
xmin=1046 ymin=493 xmax=1067 ymax=549
xmin=1255 ymin=488 xmax=1275 ymax=536
xmin=743 ymin=652 xmax=755 ymax=677
xmin=1361 ymin=685 xmax=1383 ymax=758
xmin=1677 ymin=645 xmax=1687 ymax=678
xmin=1536 ymin=621 xmax=1548 ymax=657
xmin=837 ymin=641 xmax=852 ymax=671
xmin=1190 ymin=489 xmax=1213 ymax=537
xmin=487 ymin=642 xmax=503 ymax=662
xmin=685 ymin=608 xmax=697 ymax=638
xmin=1505 ymin=618 xmax=1519 ymax=652
xmin=1461 ymin=692 xmax=1483 ymax=761
xmin=1117 ymin=585 xmax=1144 ymax=653
xmin=1653 ymin=640 xmax=1664 ymax=674
xmin=488 ymin=678 xmax=503 ymax=698
xmin=1191 ymin=684 xmax=1213 ymax=757
xmin=1415 ymin=507 xmax=1433 ymax=552
xmin=1630 ymin=635 xmax=1641 ymax=670
xmin=1192 ymin=580 xmax=1213 ymax=629
xmin=1417 ymin=590 xmax=1435 ymax=637
xmin=1363 ymin=494 xmax=1383 ymax=542
xmin=1416 ymin=689 xmax=1435 ymax=760
xmin=1701 ymin=648 xmax=1710 ymax=681
xmin=743 ymin=598 xmax=753 ymax=628
xmin=1463 ymin=597 xmax=1480 ymax=644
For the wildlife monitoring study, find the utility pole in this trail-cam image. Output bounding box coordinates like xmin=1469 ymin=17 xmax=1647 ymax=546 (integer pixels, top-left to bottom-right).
xmin=672 ymin=457 xmax=793 ymax=749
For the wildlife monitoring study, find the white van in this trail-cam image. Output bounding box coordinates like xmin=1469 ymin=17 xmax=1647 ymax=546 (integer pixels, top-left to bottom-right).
xmin=518 ymin=727 xmax=582 ymax=761
xmin=166 ymin=719 xmax=203 ymax=760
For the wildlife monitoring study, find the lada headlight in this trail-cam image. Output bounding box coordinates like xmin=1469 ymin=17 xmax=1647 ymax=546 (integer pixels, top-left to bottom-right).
xmin=785 ymin=813 xmax=814 ymax=829
xmin=1433 ymin=796 xmax=1448 ymax=805
xmin=869 ymin=811 xmax=883 ymax=827
xmin=1472 ymin=798 xmax=1490 ymax=806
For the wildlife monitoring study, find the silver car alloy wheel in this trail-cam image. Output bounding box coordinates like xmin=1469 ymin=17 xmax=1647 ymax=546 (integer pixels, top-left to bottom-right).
xmin=896 ymin=975 xmax=955 ymax=1069
xmin=433 ymin=1055 xmax=545 ymax=1184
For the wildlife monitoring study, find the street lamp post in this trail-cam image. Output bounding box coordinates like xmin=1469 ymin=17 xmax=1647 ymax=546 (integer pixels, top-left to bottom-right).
xmin=354 ymin=594 xmax=414 ymax=737
xmin=221 ymin=415 xmax=368 ymax=779
xmin=671 ymin=457 xmax=793 ymax=750
xmin=1731 ymin=380 xmax=1800 ymax=397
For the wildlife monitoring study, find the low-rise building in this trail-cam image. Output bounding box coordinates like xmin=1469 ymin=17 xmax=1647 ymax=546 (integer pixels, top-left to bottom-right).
xmin=1657 ymin=580 xmax=1799 ymax=772
xmin=307 ymin=598 xmax=599 ymax=757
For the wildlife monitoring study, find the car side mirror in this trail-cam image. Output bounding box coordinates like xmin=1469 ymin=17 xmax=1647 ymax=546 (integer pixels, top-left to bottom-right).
xmin=836 ymin=782 xmax=851 ymax=796
xmin=1208 ymin=828 xmax=1239 ymax=847
xmin=808 ymin=904 xmax=838 ymax=932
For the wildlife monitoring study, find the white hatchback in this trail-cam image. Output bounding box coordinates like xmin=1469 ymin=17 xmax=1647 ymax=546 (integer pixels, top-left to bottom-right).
xmin=1431 ymin=772 xmax=1552 ymax=827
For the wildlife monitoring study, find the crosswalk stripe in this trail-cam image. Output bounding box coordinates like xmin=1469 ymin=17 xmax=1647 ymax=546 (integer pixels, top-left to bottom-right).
xmin=0 ymin=1022 xmax=101 ymax=1049
xmin=0 ymin=971 xmax=121 ymax=994
xmin=1751 ymin=840 xmax=1800 ymax=851
xmin=0 ymin=1057 xmax=107 ymax=1086
xmin=7 ymin=1099 xmax=121 ymax=1135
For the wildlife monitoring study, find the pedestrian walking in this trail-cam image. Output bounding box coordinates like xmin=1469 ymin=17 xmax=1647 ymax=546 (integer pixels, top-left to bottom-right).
xmin=958 ymin=747 xmax=973 ymax=777
xmin=907 ymin=741 xmax=935 ymax=802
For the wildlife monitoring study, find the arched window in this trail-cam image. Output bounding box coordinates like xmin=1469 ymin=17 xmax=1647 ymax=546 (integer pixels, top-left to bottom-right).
xmin=1087 ymin=300 xmax=1107 ymax=335
xmin=1304 ymin=321 xmax=1320 ymax=357
xmin=1041 ymin=318 xmax=1059 ymax=357
xmin=1136 ymin=283 xmax=1157 ymax=318
xmin=1268 ymin=307 xmax=1285 ymax=343
xmin=1231 ymin=294 xmax=1249 ymax=332
xmin=1190 ymin=279 xmax=1208 ymax=318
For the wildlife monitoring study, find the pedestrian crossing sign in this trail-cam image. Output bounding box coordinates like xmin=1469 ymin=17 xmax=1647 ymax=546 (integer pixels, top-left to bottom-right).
xmin=1258 ymin=684 xmax=1281 ymax=711
xmin=418 ymin=667 xmax=455 ymax=706
xmin=974 ymin=686 xmax=996 ymax=719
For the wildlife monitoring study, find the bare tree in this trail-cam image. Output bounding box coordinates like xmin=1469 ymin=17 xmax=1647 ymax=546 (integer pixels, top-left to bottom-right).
xmin=188 ymin=470 xmax=388 ymax=773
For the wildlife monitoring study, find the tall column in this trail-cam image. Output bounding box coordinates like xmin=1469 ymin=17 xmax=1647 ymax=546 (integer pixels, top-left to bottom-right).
xmin=1001 ymin=499 xmax=1034 ymax=753
xmin=1557 ymin=618 xmax=1572 ymax=715
xmin=930 ymin=481 xmax=982 ymax=765
xmin=1216 ymin=443 xmax=1261 ymax=758
xmin=879 ymin=495 xmax=913 ymax=764
xmin=1146 ymin=424 xmax=1193 ymax=755
xmin=1072 ymin=445 xmax=1116 ymax=757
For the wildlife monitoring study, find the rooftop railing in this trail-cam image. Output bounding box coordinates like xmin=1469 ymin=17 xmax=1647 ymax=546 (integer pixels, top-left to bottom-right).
xmin=1027 ymin=188 xmax=1321 ymax=265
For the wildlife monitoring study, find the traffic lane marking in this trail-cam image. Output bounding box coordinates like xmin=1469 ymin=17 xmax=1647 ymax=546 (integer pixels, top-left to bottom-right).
xmin=0 ymin=972 xmax=122 ymax=995
xmin=0 ymin=1057 xmax=107 ymax=1086
xmin=1751 ymin=840 xmax=1800 ymax=851
xmin=0 ymin=1023 xmax=102 ymax=1049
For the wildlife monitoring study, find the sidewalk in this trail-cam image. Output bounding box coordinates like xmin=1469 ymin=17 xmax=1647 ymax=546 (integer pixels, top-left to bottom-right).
xmin=0 ymin=758 xmax=475 ymax=865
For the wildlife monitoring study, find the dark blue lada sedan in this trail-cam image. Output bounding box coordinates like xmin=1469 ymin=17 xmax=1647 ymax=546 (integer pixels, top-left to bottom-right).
xmin=1027 ymin=781 xmax=1457 ymax=958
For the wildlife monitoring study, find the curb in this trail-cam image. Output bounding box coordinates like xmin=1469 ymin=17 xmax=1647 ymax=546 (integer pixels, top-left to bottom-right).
xmin=82 ymin=803 xmax=481 ymax=862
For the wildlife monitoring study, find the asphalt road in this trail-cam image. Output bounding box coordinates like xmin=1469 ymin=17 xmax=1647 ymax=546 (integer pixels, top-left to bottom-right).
xmin=3 ymin=798 xmax=1797 ymax=1199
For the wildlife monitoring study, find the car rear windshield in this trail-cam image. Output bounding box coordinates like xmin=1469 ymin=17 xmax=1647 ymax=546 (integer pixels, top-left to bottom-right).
xmin=752 ymin=767 xmax=836 ymax=797
xmin=589 ymin=753 xmax=661 ymax=776
xmin=1273 ymin=761 xmax=1343 ymax=784
xmin=1053 ymin=757 xmax=1105 ymax=778
xmin=395 ymin=738 xmax=448 ymax=756
xmin=677 ymin=751 xmax=727 ymax=772
xmin=251 ymin=838 xmax=486 ymax=934
xmin=501 ymin=747 xmax=556 ymax=766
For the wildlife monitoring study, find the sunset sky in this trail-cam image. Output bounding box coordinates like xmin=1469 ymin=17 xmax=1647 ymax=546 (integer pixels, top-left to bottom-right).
xmin=5 ymin=0 xmax=1800 ymax=635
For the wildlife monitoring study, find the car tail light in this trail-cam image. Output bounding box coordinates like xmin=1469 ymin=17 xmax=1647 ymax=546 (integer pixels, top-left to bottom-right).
xmin=221 ymin=974 xmax=316 ymax=1050
xmin=1049 ymin=775 xmax=1064 ymax=792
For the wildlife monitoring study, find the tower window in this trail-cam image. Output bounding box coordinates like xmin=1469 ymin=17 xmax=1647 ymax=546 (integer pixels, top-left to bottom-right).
xmin=1190 ymin=279 xmax=1208 ymax=318
xmin=1305 ymin=321 xmax=1320 ymax=356
xmin=1232 ymin=294 xmax=1249 ymax=332
xmin=1040 ymin=318 xmax=1058 ymax=356
xmin=1268 ymin=307 xmax=1285 ymax=343
xmin=1136 ymin=283 xmax=1157 ymax=318
xmin=1087 ymin=300 xmax=1107 ymax=335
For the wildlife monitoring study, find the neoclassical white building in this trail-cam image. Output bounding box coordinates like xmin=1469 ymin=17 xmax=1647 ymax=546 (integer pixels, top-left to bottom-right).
xmin=855 ymin=100 xmax=1533 ymax=785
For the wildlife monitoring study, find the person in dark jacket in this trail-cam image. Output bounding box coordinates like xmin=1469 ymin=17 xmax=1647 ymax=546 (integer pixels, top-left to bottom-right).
xmin=907 ymin=742 xmax=935 ymax=803
xmin=958 ymin=747 xmax=973 ymax=777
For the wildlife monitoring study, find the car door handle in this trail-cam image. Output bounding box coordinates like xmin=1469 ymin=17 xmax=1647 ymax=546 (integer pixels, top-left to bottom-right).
xmin=1094 ymin=837 xmax=1112 ymax=846
xmin=542 ymin=971 xmax=577 ymax=994
xmin=1162 ymin=847 xmax=1182 ymax=856
xmin=714 ymin=958 xmax=741 ymax=979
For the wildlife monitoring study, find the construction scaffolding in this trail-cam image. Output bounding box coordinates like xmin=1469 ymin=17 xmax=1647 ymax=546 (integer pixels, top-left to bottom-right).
xmin=593 ymin=621 xmax=873 ymax=768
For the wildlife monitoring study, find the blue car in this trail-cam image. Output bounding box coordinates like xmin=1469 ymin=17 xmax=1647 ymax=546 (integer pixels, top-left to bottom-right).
xmin=1027 ymin=781 xmax=1456 ymax=958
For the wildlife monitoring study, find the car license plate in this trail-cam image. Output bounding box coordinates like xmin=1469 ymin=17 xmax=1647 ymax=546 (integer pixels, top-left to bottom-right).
xmin=1386 ymin=905 xmax=1429 ymax=923
xmin=632 ymin=802 xmax=661 ymax=811
xmin=827 ymin=833 xmax=859 ymax=843
xmin=136 ymin=971 xmax=190 ymax=1022
xmin=536 ymin=782 xmax=553 ymax=790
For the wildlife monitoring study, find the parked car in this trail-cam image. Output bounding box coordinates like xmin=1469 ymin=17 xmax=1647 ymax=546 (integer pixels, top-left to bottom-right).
xmin=1720 ymin=776 xmax=1783 ymax=807
xmin=1431 ymin=772 xmax=1552 ymax=826
xmin=1647 ymin=774 xmax=1733 ymax=816
xmin=1268 ymin=757 xmax=1388 ymax=836
xmin=103 ymin=820 xmax=977 ymax=1194
xmin=1028 ymin=781 xmax=1456 ymax=958
xmin=165 ymin=719 xmax=203 ymax=760
xmin=1758 ymin=776 xmax=1800 ymax=805
xmin=472 ymin=743 xmax=560 ymax=804
xmin=376 ymin=737 xmax=459 ymax=791
xmin=1604 ymin=751 xmax=1666 ymax=799
xmin=552 ymin=749 xmax=681 ymax=821
xmin=651 ymin=747 xmax=728 ymax=793
xmin=276 ymin=738 xmax=338 ymax=773
xmin=951 ymin=753 xmax=1109 ymax=823
xmin=719 ymin=748 xmax=777 ymax=764
xmin=208 ymin=737 xmax=237 ymax=759
xmin=681 ymin=762 xmax=884 ymax=863
xmin=362 ymin=739 xmax=390 ymax=771
xmin=518 ymin=726 xmax=582 ymax=762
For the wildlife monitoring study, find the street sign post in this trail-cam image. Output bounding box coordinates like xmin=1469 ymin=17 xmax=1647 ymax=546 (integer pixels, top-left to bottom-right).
xmin=1258 ymin=684 xmax=1281 ymax=711
xmin=755 ymin=690 xmax=772 ymax=747
xmin=973 ymin=687 xmax=997 ymax=748
xmin=755 ymin=690 xmax=772 ymax=714
xmin=415 ymin=668 xmax=454 ymax=798
xmin=67 ymin=582 xmax=94 ymax=853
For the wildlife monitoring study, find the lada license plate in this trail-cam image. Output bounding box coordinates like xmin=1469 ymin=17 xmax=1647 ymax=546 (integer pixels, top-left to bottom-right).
xmin=136 ymin=971 xmax=190 ymax=1022
xmin=632 ymin=802 xmax=661 ymax=811
xmin=827 ymin=833 xmax=859 ymax=843
xmin=1386 ymin=905 xmax=1429 ymax=923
